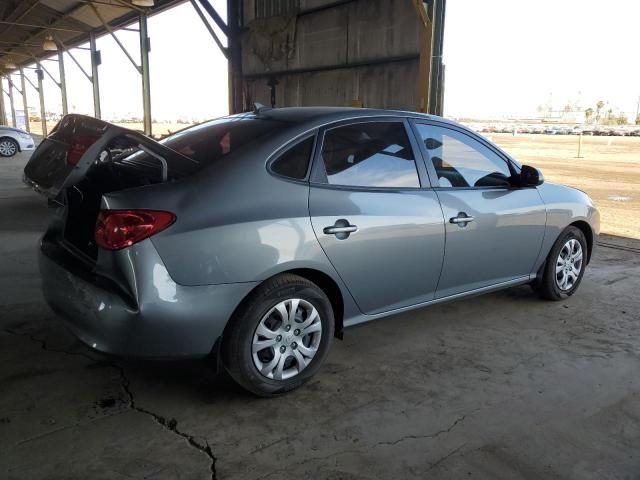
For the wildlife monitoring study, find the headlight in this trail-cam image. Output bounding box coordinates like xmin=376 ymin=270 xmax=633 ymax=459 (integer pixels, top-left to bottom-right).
xmin=18 ymin=132 xmax=31 ymax=140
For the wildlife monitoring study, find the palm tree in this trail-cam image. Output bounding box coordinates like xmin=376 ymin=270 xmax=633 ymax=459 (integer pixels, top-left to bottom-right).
xmin=595 ymin=101 xmax=605 ymax=123
xmin=585 ymin=108 xmax=594 ymax=123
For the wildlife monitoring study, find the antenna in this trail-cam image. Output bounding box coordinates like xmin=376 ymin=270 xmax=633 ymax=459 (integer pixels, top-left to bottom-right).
xmin=253 ymin=102 xmax=271 ymax=114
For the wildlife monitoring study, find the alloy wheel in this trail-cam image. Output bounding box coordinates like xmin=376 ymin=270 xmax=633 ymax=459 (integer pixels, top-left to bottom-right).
xmin=0 ymin=140 xmax=17 ymax=156
xmin=252 ymin=298 xmax=322 ymax=381
xmin=555 ymin=238 xmax=583 ymax=291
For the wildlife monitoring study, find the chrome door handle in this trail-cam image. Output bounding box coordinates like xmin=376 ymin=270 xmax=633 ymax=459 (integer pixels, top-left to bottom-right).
xmin=450 ymin=214 xmax=475 ymax=224
xmin=323 ymin=225 xmax=358 ymax=234
xmin=323 ymin=219 xmax=358 ymax=239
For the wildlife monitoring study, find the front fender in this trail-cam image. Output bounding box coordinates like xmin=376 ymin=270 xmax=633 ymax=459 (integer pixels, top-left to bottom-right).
xmin=532 ymin=182 xmax=600 ymax=273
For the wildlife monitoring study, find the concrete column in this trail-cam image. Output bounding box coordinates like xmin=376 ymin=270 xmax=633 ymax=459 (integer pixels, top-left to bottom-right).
xmin=19 ymin=68 xmax=30 ymax=133
xmin=139 ymin=13 xmax=152 ymax=135
xmin=58 ymin=49 xmax=68 ymax=116
xmin=89 ymin=32 xmax=101 ymax=119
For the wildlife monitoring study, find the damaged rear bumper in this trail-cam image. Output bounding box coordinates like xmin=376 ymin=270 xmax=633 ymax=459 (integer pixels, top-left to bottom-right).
xmin=39 ymin=235 xmax=256 ymax=358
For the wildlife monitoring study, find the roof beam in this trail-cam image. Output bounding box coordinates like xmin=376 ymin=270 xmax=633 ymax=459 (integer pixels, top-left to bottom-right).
xmin=0 ymin=0 xmax=41 ymax=38
xmin=0 ymin=3 xmax=94 ymax=68
xmin=0 ymin=20 xmax=85 ymax=33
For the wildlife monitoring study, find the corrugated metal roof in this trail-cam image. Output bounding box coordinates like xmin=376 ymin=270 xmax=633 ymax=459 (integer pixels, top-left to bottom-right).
xmin=0 ymin=0 xmax=184 ymax=72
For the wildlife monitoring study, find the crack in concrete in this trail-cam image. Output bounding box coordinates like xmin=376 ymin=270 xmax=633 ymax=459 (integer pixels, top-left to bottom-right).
xmin=251 ymin=449 xmax=360 ymax=480
xmin=3 ymin=327 xmax=218 ymax=480
xmin=373 ymin=409 xmax=478 ymax=448
xmin=2 ymin=327 xmax=103 ymax=364
xmin=114 ymin=364 xmax=218 ymax=480
xmin=424 ymin=442 xmax=467 ymax=473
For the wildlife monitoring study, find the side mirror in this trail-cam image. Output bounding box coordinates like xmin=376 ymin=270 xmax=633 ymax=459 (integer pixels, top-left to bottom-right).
xmin=520 ymin=165 xmax=544 ymax=187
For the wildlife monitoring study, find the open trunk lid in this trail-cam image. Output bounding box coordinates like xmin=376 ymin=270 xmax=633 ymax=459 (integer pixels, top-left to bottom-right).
xmin=23 ymin=114 xmax=199 ymax=200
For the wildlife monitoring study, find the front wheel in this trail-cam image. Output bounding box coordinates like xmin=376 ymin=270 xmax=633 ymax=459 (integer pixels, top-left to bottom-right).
xmin=534 ymin=226 xmax=588 ymax=300
xmin=0 ymin=138 xmax=19 ymax=157
xmin=222 ymin=274 xmax=334 ymax=396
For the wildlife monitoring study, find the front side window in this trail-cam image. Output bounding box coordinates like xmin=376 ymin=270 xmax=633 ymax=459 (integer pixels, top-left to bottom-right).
xmin=320 ymin=122 xmax=420 ymax=188
xmin=415 ymin=124 xmax=513 ymax=188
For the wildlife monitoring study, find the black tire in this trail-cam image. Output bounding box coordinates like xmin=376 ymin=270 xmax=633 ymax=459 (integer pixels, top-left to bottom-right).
xmin=534 ymin=226 xmax=588 ymax=301
xmin=0 ymin=137 xmax=19 ymax=157
xmin=222 ymin=273 xmax=334 ymax=396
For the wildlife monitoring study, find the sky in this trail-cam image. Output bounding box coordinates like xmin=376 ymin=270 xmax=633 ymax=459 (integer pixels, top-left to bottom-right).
xmin=443 ymin=0 xmax=640 ymax=119
xmin=2 ymin=0 xmax=640 ymax=122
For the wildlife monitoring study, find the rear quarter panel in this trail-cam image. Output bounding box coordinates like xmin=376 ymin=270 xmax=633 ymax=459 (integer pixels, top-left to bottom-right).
xmin=101 ymin=128 xmax=363 ymax=319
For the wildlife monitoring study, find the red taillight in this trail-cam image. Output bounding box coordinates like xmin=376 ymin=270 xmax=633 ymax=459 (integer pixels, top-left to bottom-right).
xmin=67 ymin=135 xmax=99 ymax=166
xmin=95 ymin=209 xmax=175 ymax=251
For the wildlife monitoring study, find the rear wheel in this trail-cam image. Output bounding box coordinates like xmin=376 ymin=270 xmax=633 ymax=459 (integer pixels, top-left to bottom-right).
xmin=222 ymin=274 xmax=334 ymax=396
xmin=0 ymin=138 xmax=18 ymax=157
xmin=534 ymin=226 xmax=587 ymax=300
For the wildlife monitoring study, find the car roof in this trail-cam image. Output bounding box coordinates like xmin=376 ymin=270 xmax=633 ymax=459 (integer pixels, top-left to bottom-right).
xmin=252 ymin=106 xmax=448 ymax=126
xmin=0 ymin=125 xmax=25 ymax=133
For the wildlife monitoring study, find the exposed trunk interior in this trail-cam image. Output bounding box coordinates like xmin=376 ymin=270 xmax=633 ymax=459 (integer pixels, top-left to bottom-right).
xmin=61 ymin=152 xmax=169 ymax=263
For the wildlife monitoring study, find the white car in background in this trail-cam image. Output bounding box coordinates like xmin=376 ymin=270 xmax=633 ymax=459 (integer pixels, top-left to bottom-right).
xmin=0 ymin=126 xmax=35 ymax=157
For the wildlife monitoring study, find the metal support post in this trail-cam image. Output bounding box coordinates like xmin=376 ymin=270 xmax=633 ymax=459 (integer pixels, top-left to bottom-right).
xmin=58 ymin=49 xmax=68 ymax=116
xmin=0 ymin=78 xmax=6 ymax=125
xmin=190 ymin=0 xmax=228 ymax=58
xmin=412 ymin=0 xmax=432 ymax=112
xmin=227 ymin=0 xmax=243 ymax=113
xmin=19 ymin=68 xmax=30 ymax=132
xmin=35 ymin=66 xmax=47 ymax=135
xmin=428 ymin=0 xmax=446 ymax=115
xmin=139 ymin=12 xmax=152 ymax=135
xmin=89 ymin=32 xmax=101 ymax=119
xmin=8 ymin=77 xmax=16 ymax=127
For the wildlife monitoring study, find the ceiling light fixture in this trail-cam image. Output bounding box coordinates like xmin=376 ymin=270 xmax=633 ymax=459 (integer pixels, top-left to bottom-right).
xmin=4 ymin=58 xmax=16 ymax=69
xmin=131 ymin=0 xmax=155 ymax=6
xmin=42 ymin=34 xmax=57 ymax=51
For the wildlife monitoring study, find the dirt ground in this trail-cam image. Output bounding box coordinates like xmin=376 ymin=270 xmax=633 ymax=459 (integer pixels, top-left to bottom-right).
xmin=489 ymin=133 xmax=640 ymax=239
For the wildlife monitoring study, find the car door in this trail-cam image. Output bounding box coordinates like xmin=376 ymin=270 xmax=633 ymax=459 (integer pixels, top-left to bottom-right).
xmin=411 ymin=121 xmax=546 ymax=299
xmin=308 ymin=118 xmax=445 ymax=315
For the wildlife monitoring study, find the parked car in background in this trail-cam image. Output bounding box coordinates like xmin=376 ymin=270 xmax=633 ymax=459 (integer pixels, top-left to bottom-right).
xmin=23 ymin=108 xmax=600 ymax=396
xmin=0 ymin=126 xmax=35 ymax=157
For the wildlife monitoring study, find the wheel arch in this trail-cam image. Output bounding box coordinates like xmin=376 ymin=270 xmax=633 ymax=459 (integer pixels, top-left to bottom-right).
xmin=570 ymin=220 xmax=594 ymax=264
xmin=287 ymin=268 xmax=344 ymax=339
xmin=222 ymin=268 xmax=345 ymax=345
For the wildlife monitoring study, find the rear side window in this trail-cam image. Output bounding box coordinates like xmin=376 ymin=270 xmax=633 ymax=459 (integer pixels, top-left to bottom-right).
xmin=270 ymin=136 xmax=314 ymax=179
xmin=319 ymin=122 xmax=420 ymax=188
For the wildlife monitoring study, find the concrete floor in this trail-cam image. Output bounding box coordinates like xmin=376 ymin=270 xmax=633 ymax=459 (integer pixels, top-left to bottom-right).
xmin=1 ymin=147 xmax=639 ymax=480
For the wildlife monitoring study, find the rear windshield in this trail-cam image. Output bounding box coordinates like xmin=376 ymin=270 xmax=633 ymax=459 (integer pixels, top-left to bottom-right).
xmin=110 ymin=115 xmax=286 ymax=179
xmin=159 ymin=115 xmax=284 ymax=165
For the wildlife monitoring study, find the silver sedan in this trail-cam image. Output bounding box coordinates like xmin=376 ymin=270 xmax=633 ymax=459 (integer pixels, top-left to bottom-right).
xmin=0 ymin=126 xmax=35 ymax=157
xmin=24 ymin=108 xmax=599 ymax=395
